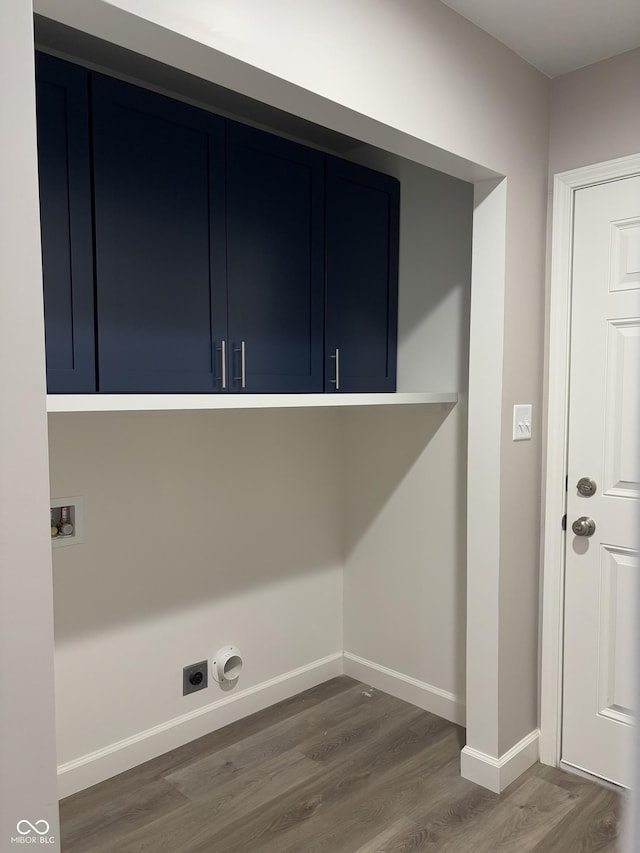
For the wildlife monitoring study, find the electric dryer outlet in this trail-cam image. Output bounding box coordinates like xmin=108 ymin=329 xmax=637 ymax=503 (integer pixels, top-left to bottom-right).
xmin=182 ymin=661 xmax=208 ymax=695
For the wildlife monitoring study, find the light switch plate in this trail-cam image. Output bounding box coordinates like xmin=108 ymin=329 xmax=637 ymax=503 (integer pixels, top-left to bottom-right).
xmin=513 ymin=404 xmax=532 ymax=441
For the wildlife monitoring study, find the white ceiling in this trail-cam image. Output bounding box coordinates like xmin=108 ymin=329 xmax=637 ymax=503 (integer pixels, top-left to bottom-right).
xmin=439 ymin=0 xmax=640 ymax=77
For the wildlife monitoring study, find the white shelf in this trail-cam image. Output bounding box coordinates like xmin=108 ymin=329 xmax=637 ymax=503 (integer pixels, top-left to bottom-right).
xmin=46 ymin=392 xmax=457 ymax=413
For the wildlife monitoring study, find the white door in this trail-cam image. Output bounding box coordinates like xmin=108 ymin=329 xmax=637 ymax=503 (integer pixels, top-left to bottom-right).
xmin=562 ymin=174 xmax=640 ymax=787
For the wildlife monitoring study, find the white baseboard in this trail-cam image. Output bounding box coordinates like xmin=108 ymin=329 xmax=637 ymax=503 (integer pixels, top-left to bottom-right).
xmin=57 ymin=652 xmax=343 ymax=799
xmin=59 ymin=652 xmax=468 ymax=797
xmin=343 ymin=651 xmax=465 ymax=726
xmin=460 ymin=729 xmax=540 ymax=793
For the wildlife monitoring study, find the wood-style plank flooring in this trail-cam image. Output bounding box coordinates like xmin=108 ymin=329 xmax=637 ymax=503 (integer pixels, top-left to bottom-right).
xmin=59 ymin=677 xmax=621 ymax=852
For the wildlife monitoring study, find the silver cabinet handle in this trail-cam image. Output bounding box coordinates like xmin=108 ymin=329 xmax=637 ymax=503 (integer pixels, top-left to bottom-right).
xmin=218 ymin=339 xmax=227 ymax=390
xmin=234 ymin=341 xmax=246 ymax=389
xmin=330 ymin=348 xmax=340 ymax=390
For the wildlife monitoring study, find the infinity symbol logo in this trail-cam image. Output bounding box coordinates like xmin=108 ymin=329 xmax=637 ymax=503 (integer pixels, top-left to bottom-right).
xmin=16 ymin=820 xmax=50 ymax=836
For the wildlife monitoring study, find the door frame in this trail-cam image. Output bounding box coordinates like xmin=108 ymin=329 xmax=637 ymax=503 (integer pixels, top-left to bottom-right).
xmin=540 ymin=152 xmax=640 ymax=767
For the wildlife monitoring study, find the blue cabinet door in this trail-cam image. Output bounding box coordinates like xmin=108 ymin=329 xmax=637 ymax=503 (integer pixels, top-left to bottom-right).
xmin=36 ymin=53 xmax=95 ymax=393
xmin=226 ymin=122 xmax=324 ymax=393
xmin=92 ymin=76 xmax=227 ymax=393
xmin=325 ymin=158 xmax=399 ymax=393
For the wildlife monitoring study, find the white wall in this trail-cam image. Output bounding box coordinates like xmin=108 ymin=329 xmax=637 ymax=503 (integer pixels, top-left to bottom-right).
xmin=37 ymin=0 xmax=544 ymax=176
xmin=49 ymin=409 xmax=343 ymax=779
xmin=498 ymin=168 xmax=548 ymax=753
xmin=31 ymin=0 xmax=551 ymax=787
xmin=46 ymin=140 xmax=473 ymax=784
xmin=343 ymin=159 xmax=472 ymax=718
xmin=549 ymin=48 xmax=640 ymax=176
xmin=465 ymin=178 xmax=507 ymax=760
xmin=0 ymin=2 xmax=60 ymax=848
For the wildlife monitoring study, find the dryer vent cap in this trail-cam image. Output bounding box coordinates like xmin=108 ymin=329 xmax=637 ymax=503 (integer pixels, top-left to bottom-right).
xmin=212 ymin=645 xmax=243 ymax=683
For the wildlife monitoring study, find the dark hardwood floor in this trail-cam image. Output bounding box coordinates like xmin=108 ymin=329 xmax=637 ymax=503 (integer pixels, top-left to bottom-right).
xmin=59 ymin=677 xmax=621 ymax=852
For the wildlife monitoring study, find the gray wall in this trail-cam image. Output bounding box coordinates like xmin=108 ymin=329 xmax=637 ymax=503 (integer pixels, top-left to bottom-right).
xmin=50 ymin=409 xmax=343 ymax=778
xmin=0 ymin=1 xmax=60 ymax=849
xmin=343 ymin=154 xmax=472 ymax=709
xmin=549 ymin=48 xmax=640 ymax=176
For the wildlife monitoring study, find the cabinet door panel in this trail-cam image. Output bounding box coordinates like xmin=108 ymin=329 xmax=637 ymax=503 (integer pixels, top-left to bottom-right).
xmin=92 ymin=76 xmax=226 ymax=392
xmin=36 ymin=54 xmax=95 ymax=392
xmin=226 ymin=123 xmax=324 ymax=393
xmin=325 ymin=158 xmax=399 ymax=392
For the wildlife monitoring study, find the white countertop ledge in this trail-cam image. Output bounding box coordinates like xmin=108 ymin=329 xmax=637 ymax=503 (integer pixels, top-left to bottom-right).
xmin=47 ymin=392 xmax=458 ymax=413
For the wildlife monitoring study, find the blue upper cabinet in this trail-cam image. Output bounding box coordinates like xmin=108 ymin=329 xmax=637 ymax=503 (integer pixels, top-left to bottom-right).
xmin=36 ymin=54 xmax=96 ymax=393
xmin=37 ymin=56 xmax=401 ymax=397
xmin=91 ymin=75 xmax=227 ymax=393
xmin=225 ymin=122 xmax=324 ymax=393
xmin=325 ymin=158 xmax=399 ymax=393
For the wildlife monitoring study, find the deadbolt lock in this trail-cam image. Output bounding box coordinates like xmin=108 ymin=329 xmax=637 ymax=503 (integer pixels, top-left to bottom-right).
xmin=571 ymin=516 xmax=596 ymax=537
xmin=576 ymin=477 xmax=597 ymax=497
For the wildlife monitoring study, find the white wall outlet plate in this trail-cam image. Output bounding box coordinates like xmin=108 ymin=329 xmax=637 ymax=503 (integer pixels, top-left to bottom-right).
xmin=512 ymin=404 xmax=532 ymax=441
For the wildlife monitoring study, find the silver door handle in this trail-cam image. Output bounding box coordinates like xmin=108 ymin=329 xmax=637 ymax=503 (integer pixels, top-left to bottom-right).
xmin=572 ymin=516 xmax=596 ymax=537
xmin=234 ymin=341 xmax=246 ymax=389
xmin=218 ymin=340 xmax=227 ymax=389
xmin=330 ymin=348 xmax=340 ymax=390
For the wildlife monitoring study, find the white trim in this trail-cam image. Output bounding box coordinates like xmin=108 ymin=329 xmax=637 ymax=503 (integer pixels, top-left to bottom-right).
xmin=46 ymin=392 xmax=457 ymax=413
xmin=540 ymin=153 xmax=640 ymax=768
xmin=59 ymin=651 xmax=468 ymax=797
xmin=465 ymin=178 xmax=506 ymax=756
xmin=460 ymin=730 xmax=540 ymax=794
xmin=57 ymin=652 xmax=343 ymax=798
xmin=343 ymin=652 xmax=465 ymax=726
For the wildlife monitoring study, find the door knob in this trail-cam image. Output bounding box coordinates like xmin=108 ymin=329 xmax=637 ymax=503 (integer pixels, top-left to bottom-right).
xmin=571 ymin=516 xmax=596 ymax=537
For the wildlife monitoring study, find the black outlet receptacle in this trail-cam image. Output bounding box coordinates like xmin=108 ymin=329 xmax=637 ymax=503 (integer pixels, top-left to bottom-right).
xmin=183 ymin=660 xmax=208 ymax=696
